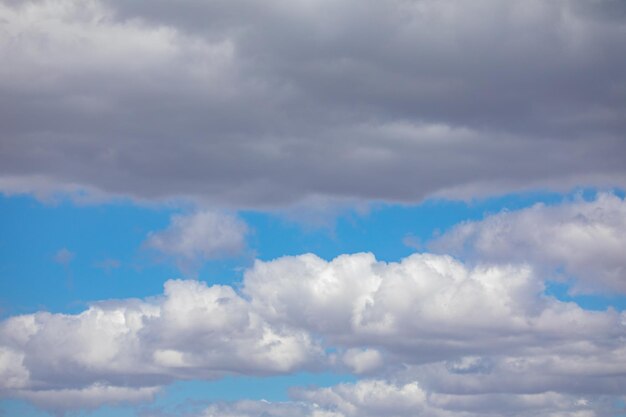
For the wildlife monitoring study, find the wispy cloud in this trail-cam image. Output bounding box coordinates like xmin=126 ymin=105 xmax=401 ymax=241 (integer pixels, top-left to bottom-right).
xmin=144 ymin=211 xmax=248 ymax=272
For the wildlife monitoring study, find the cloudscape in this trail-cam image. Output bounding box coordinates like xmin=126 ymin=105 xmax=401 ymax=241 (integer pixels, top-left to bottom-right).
xmin=1 ymin=0 xmax=625 ymax=416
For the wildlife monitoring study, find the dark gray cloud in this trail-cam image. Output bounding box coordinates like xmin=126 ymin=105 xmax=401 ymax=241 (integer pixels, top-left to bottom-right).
xmin=0 ymin=0 xmax=625 ymax=206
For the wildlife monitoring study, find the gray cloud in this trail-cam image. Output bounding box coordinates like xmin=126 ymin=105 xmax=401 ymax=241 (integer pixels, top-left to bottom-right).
xmin=1 ymin=0 xmax=625 ymax=206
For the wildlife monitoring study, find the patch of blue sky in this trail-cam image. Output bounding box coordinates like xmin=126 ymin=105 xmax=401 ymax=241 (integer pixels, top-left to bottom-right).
xmin=545 ymin=280 xmax=626 ymax=311
xmin=0 ymin=195 xmax=177 ymax=317
xmin=241 ymin=187 xmax=607 ymax=263
xmin=0 ymin=400 xmax=47 ymax=417
xmin=156 ymin=372 xmax=357 ymax=404
xmin=1 ymin=187 xmax=624 ymax=317
xmin=0 ymin=399 xmax=139 ymax=417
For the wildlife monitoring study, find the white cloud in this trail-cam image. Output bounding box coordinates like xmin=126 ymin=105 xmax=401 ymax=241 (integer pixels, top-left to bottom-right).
xmin=430 ymin=193 xmax=626 ymax=293
xmin=0 ymin=347 xmax=29 ymax=390
xmin=342 ymin=348 xmax=383 ymax=374
xmin=2 ymin=252 xmax=626 ymax=414
xmin=179 ymin=380 xmax=428 ymax=417
xmin=144 ymin=211 xmax=248 ymax=270
xmin=243 ymin=252 xmax=626 ymax=401
xmin=294 ymin=379 xmax=427 ymax=417
xmin=0 ymin=279 xmax=321 ymax=411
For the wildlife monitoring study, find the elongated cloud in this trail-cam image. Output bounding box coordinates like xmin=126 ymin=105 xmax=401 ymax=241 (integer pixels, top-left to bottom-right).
xmin=1 ymin=0 xmax=625 ymax=205
xmin=0 ymin=279 xmax=320 ymax=410
xmin=2 ymin=252 xmax=626 ymax=414
xmin=157 ymin=379 xmax=609 ymax=417
xmin=430 ymin=193 xmax=626 ymax=293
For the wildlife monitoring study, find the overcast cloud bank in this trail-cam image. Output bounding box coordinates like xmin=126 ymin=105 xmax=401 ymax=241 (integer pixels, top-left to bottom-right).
xmin=1 ymin=0 xmax=625 ymax=206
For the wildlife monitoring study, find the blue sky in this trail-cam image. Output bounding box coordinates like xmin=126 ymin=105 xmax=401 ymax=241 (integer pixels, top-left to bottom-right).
xmin=2 ymin=1 xmax=626 ymax=416
xmin=1 ymin=189 xmax=608 ymax=318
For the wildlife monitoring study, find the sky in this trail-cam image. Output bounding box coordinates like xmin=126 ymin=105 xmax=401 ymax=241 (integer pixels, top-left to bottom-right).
xmin=1 ymin=0 xmax=626 ymax=416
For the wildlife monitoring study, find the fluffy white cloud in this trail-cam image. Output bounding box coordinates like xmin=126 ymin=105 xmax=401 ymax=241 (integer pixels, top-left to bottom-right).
xmin=145 ymin=211 xmax=248 ymax=269
xmin=430 ymin=193 xmax=626 ymax=293
xmin=244 ymin=253 xmax=622 ymax=357
xmin=242 ymin=252 xmax=626 ymax=411
xmin=0 ymin=279 xmax=320 ymax=410
xmin=2 ymin=252 xmax=626 ymax=414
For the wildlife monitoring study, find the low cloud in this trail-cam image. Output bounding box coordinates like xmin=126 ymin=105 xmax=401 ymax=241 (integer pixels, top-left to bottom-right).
xmin=2 ymin=252 xmax=626 ymax=414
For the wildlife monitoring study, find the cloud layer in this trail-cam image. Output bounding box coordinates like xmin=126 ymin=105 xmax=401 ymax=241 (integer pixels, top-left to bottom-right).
xmin=2 ymin=248 xmax=626 ymax=414
xmin=179 ymin=379 xmax=611 ymax=417
xmin=1 ymin=0 xmax=625 ymax=205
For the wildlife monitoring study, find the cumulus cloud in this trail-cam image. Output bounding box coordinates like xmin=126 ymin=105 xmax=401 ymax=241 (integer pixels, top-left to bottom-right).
xmin=144 ymin=211 xmax=248 ymax=270
xmin=1 ymin=0 xmax=625 ymax=206
xmin=244 ymin=252 xmax=626 ymax=385
xmin=430 ymin=193 xmax=626 ymax=293
xmin=0 ymin=279 xmax=321 ymax=411
xmin=2 ymin=252 xmax=626 ymax=414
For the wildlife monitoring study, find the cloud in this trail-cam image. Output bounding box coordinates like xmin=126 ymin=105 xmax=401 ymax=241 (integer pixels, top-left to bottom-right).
xmin=0 ymin=279 xmax=321 ymax=411
xmin=170 ymin=379 xmax=610 ymax=417
xmin=94 ymin=258 xmax=121 ymax=272
xmin=53 ymin=248 xmax=75 ymax=266
xmin=0 ymin=0 xmax=625 ymax=206
xmin=16 ymin=383 xmax=160 ymax=414
xmin=430 ymin=193 xmax=626 ymax=293
xmin=2 ymin=252 xmax=626 ymax=414
xmin=144 ymin=211 xmax=248 ymax=270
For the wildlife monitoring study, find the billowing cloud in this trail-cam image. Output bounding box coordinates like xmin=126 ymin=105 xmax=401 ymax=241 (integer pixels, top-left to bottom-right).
xmin=1 ymin=0 xmax=625 ymax=206
xmin=144 ymin=211 xmax=248 ymax=270
xmin=2 ymin=252 xmax=626 ymax=414
xmin=430 ymin=193 xmax=626 ymax=293
xmin=244 ymin=252 xmax=626 ymax=389
xmin=0 ymin=279 xmax=321 ymax=410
